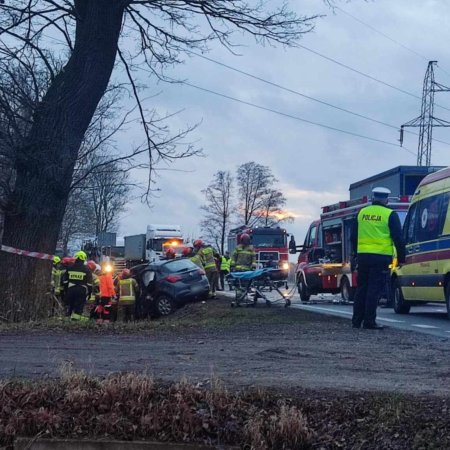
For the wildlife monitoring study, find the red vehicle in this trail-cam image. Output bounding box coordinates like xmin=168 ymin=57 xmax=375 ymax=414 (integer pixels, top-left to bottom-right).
xmin=228 ymin=226 xmax=290 ymax=271
xmin=289 ymin=196 xmax=410 ymax=302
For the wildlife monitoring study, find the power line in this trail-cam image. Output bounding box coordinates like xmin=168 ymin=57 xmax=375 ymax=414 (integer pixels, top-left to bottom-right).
xmin=297 ymin=43 xmax=450 ymax=114
xmin=336 ymin=7 xmax=429 ymax=62
xmin=186 ymin=49 xmax=450 ymax=148
xmin=177 ymin=79 xmax=416 ymax=157
xmin=335 ymin=6 xmax=450 ymax=81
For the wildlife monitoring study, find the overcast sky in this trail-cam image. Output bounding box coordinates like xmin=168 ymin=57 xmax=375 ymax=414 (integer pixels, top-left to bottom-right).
xmin=115 ymin=0 xmax=450 ymax=249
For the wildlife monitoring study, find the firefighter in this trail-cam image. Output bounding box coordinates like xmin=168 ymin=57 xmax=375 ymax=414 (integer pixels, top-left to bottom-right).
xmin=219 ymin=251 xmax=231 ymax=291
xmin=165 ymin=247 xmax=176 ymax=260
xmin=95 ymin=264 xmax=116 ymax=324
xmin=351 ymin=187 xmax=405 ymax=330
xmin=194 ymin=239 xmax=219 ymax=298
xmin=51 ymin=256 xmax=63 ymax=298
xmin=182 ymin=246 xmax=204 ymax=270
xmin=231 ymin=233 xmax=256 ymax=272
xmin=62 ymin=251 xmax=92 ymax=321
xmin=116 ymin=268 xmax=139 ymax=322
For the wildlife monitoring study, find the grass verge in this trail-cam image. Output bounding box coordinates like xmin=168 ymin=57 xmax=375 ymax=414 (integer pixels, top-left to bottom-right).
xmin=0 ymin=296 xmax=327 ymax=334
xmin=1 ymin=371 xmax=450 ymax=449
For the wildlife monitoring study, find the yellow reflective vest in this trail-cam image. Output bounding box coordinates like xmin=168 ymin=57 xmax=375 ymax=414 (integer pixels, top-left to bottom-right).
xmin=231 ymin=245 xmax=256 ymax=271
xmin=118 ymin=278 xmax=138 ymax=304
xmin=220 ymin=256 xmax=231 ymax=272
xmin=199 ymin=246 xmax=217 ymax=271
xmin=51 ymin=268 xmax=62 ymax=295
xmin=357 ymin=204 xmax=394 ymax=256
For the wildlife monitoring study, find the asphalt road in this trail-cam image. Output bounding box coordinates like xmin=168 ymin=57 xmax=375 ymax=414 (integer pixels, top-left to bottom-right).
xmin=222 ymin=288 xmax=450 ymax=339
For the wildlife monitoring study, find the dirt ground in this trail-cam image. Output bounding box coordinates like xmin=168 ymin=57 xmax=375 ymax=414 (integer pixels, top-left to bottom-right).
xmin=1 ymin=296 xmax=449 ymax=396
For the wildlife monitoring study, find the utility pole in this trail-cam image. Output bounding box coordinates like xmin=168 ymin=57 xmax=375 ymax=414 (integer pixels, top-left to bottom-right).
xmin=400 ymin=61 xmax=450 ymax=166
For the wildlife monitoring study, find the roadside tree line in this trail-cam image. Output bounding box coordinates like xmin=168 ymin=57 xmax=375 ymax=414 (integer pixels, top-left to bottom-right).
xmin=200 ymin=162 xmax=294 ymax=254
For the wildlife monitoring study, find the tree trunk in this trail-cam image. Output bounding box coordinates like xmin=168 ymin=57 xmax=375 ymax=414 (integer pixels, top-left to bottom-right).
xmin=0 ymin=1 xmax=125 ymax=321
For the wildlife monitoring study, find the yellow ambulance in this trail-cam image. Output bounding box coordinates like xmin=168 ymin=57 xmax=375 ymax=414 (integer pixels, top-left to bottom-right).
xmin=392 ymin=167 xmax=450 ymax=317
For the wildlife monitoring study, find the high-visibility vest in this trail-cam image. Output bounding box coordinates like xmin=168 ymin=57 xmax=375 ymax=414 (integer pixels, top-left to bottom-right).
xmin=357 ymin=204 xmax=394 ymax=256
xmin=51 ymin=268 xmax=62 ymax=295
xmin=200 ymin=246 xmax=216 ymax=270
xmin=232 ymin=245 xmax=256 ymax=271
xmin=190 ymin=254 xmax=204 ymax=269
xmin=99 ymin=273 xmax=115 ymax=298
xmin=119 ymin=278 xmax=137 ymax=304
xmin=220 ymin=256 xmax=231 ymax=272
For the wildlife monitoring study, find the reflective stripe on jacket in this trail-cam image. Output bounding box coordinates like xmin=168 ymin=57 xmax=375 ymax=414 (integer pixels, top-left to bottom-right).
xmin=357 ymin=204 xmax=394 ymax=256
xmin=232 ymin=245 xmax=256 ymax=271
xmin=199 ymin=246 xmax=217 ymax=270
xmin=190 ymin=254 xmax=204 ymax=270
xmin=62 ymin=261 xmax=92 ymax=295
xmin=119 ymin=278 xmax=138 ymax=303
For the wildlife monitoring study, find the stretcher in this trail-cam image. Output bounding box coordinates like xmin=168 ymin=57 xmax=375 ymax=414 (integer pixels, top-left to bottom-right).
xmin=226 ymin=268 xmax=291 ymax=308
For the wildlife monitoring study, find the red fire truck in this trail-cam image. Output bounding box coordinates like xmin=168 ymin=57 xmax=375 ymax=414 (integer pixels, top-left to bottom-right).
xmin=289 ymin=196 xmax=410 ymax=302
xmin=228 ymin=225 xmax=290 ymax=271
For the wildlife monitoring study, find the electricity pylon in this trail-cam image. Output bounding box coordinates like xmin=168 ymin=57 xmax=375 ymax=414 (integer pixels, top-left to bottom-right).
xmin=400 ymin=61 xmax=450 ymax=166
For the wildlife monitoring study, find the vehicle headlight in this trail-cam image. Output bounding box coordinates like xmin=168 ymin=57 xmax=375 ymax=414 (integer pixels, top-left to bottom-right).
xmin=282 ymin=262 xmax=289 ymax=271
xmin=104 ymin=264 xmax=113 ymax=273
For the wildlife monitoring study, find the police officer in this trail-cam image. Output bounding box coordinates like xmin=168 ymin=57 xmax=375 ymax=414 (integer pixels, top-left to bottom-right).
xmin=351 ymin=187 xmax=405 ymax=330
xmin=62 ymin=251 xmax=93 ymax=321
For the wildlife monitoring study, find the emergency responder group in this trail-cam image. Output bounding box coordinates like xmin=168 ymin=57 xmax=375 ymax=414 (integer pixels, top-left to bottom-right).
xmin=51 ymin=234 xmax=256 ymax=322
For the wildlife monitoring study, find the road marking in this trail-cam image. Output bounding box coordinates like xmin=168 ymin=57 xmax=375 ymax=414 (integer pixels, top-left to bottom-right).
xmin=298 ymin=305 xmax=352 ymax=316
xmin=376 ymin=317 xmax=405 ymax=323
xmin=411 ymin=324 xmax=438 ymax=329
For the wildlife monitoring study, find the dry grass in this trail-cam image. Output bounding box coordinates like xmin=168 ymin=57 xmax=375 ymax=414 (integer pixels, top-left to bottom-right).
xmin=0 ymin=372 xmax=313 ymax=450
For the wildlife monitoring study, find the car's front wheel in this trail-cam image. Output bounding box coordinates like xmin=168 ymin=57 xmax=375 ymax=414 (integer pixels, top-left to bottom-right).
xmin=340 ymin=276 xmax=355 ymax=302
xmin=393 ymin=279 xmax=410 ymax=314
xmin=297 ymin=275 xmax=311 ymax=302
xmin=154 ymin=294 xmax=175 ymax=317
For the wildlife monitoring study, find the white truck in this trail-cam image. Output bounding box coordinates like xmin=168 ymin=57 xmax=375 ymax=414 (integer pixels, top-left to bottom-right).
xmin=124 ymin=224 xmax=185 ymax=266
xmin=146 ymin=224 xmax=184 ymax=261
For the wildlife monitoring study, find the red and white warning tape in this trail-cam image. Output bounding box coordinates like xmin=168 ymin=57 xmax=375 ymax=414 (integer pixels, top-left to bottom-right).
xmin=0 ymin=244 xmax=54 ymax=261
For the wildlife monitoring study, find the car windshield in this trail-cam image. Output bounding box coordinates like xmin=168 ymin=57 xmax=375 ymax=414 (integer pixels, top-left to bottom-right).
xmin=163 ymin=259 xmax=197 ymax=273
xmin=251 ymin=233 xmax=286 ymax=248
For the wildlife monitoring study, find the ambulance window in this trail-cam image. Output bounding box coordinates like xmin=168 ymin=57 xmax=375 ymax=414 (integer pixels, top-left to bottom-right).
xmin=438 ymin=193 xmax=450 ymax=236
xmin=416 ymin=195 xmax=441 ymax=242
xmin=404 ymin=203 xmax=418 ymax=245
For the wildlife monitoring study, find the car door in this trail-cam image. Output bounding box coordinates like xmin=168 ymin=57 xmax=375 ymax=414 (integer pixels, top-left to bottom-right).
xmin=399 ymin=202 xmax=420 ymax=300
xmin=413 ymin=194 xmax=442 ymax=301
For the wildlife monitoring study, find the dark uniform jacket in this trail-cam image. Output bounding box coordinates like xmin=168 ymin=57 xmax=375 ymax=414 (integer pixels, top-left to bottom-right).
xmin=62 ymin=260 xmax=93 ymax=296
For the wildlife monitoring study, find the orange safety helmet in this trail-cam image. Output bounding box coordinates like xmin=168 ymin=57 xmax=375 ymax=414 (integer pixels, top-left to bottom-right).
xmin=193 ymin=239 xmax=203 ymax=248
xmin=87 ymin=260 xmax=97 ymax=272
xmin=240 ymin=233 xmax=251 ymax=245
xmin=182 ymin=247 xmax=193 ymax=257
xmin=121 ymin=268 xmax=131 ymax=279
xmin=166 ymin=247 xmax=176 ymax=258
